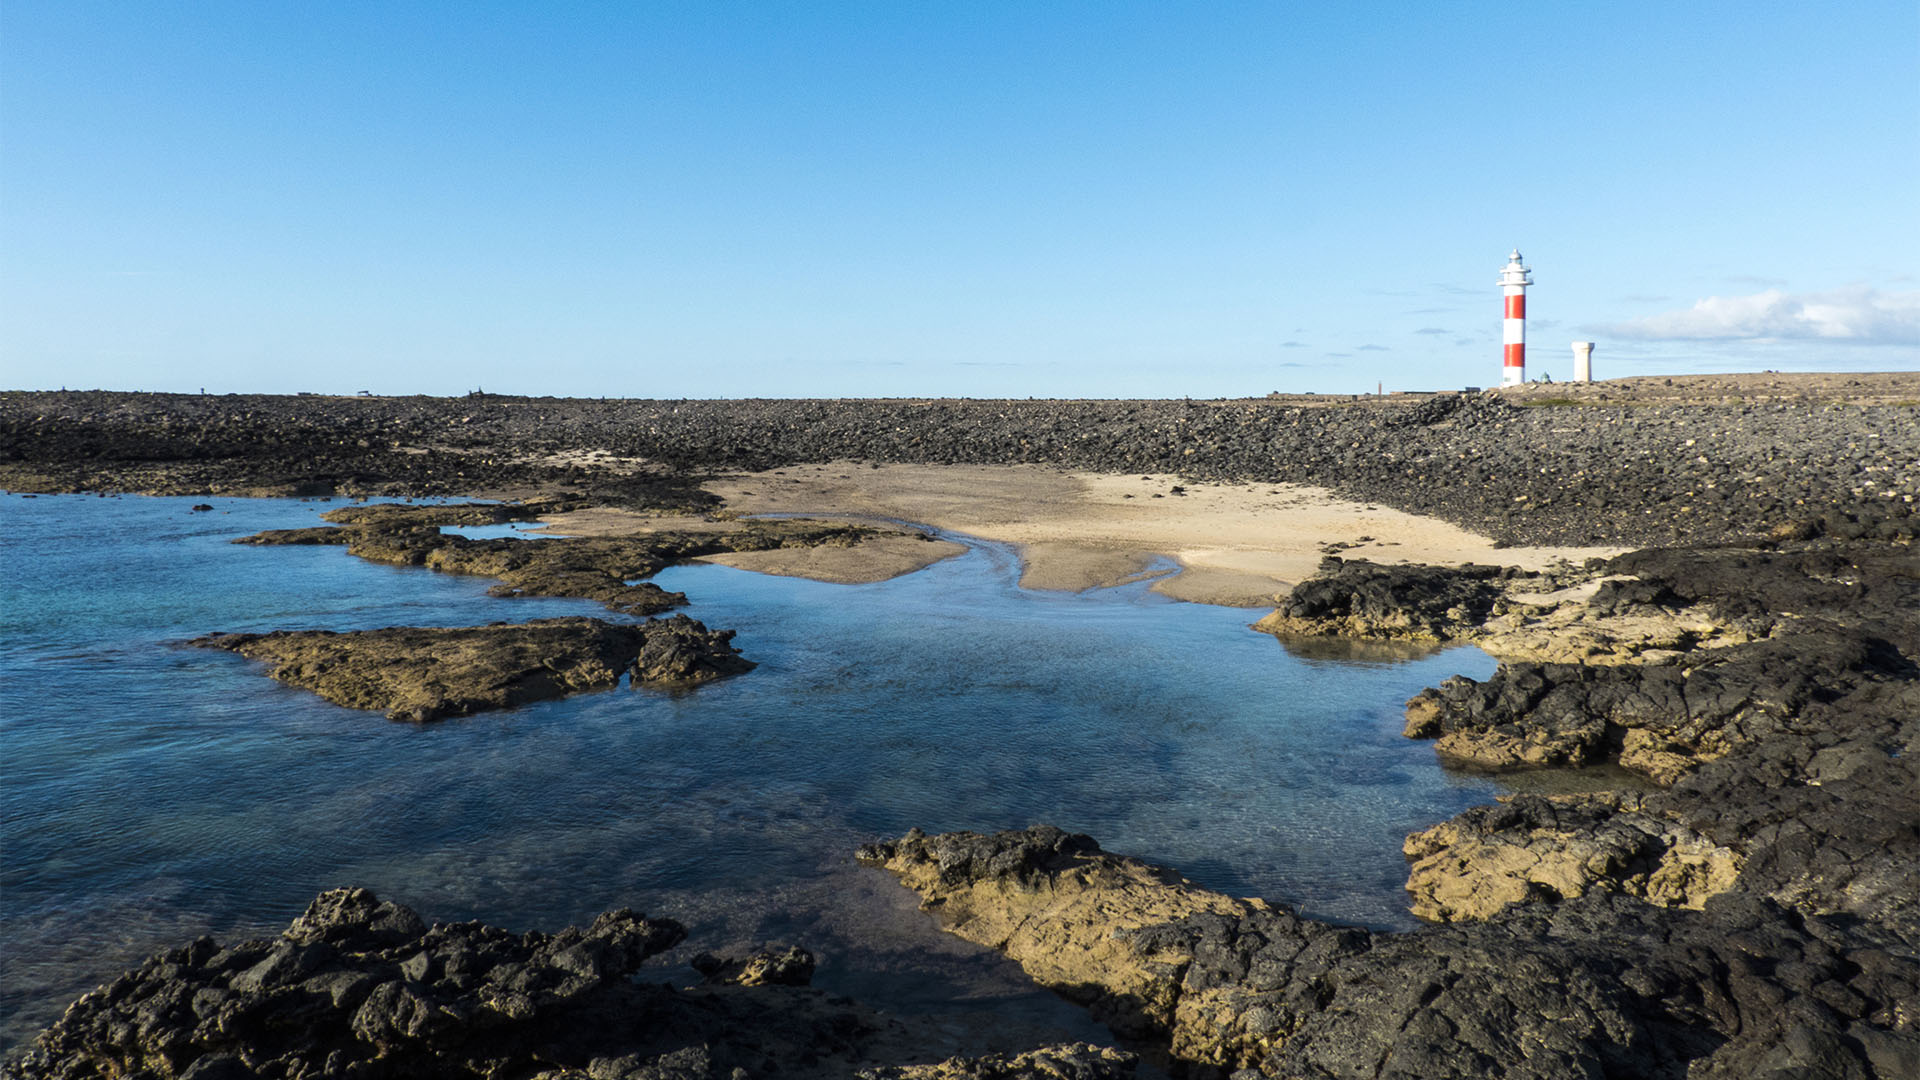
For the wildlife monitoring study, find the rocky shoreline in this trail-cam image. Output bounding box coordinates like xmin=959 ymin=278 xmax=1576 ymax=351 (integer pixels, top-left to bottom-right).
xmin=828 ymin=540 xmax=1918 ymax=1075
xmin=5 ymin=381 xmax=1915 ymax=548
xmin=858 ymin=824 xmax=1917 ymax=1078
xmin=6 ymin=379 xmax=1918 ymax=1076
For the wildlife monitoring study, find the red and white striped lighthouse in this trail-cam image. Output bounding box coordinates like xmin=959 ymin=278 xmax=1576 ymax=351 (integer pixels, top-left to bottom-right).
xmin=1499 ymin=249 xmax=1532 ymax=386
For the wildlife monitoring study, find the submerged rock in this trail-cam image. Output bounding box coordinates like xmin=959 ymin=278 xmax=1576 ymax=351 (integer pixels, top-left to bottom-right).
xmin=855 ymin=1044 xmax=1137 ymax=1079
xmin=690 ymin=945 xmax=816 ymax=987
xmin=193 ymin=615 xmax=752 ymax=722
xmin=861 ymin=825 xmax=1920 ymax=1079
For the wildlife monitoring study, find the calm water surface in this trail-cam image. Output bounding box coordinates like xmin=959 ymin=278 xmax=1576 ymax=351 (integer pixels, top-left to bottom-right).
xmin=0 ymin=494 xmax=1504 ymax=1052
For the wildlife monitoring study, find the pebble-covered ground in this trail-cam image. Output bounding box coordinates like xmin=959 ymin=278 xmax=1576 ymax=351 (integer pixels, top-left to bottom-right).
xmin=4 ymin=379 xmax=1915 ymax=548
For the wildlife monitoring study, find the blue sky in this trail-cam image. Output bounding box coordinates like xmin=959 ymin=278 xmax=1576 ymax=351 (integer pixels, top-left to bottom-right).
xmin=3 ymin=2 xmax=1915 ymax=398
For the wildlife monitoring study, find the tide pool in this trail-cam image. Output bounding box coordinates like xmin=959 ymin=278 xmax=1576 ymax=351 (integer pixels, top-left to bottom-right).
xmin=0 ymin=493 xmax=1503 ymax=1053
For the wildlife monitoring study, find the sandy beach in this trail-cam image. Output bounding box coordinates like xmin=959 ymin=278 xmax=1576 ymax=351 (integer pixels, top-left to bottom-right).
xmin=540 ymin=462 xmax=1621 ymax=606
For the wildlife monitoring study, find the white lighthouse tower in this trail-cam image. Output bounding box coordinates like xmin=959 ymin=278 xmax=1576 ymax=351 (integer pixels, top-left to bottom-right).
xmin=1499 ymin=249 xmax=1532 ymax=386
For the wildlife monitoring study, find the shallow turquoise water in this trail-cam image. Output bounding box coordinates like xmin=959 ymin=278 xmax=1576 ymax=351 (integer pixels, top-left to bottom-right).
xmin=0 ymin=493 xmax=1502 ymax=1051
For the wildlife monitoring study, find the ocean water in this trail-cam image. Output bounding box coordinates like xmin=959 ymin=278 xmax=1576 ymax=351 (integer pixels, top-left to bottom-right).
xmin=0 ymin=494 xmax=1505 ymax=1053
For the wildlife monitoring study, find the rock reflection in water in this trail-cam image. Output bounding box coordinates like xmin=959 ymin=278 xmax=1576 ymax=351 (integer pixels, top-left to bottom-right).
xmin=1265 ymin=633 xmax=1452 ymax=665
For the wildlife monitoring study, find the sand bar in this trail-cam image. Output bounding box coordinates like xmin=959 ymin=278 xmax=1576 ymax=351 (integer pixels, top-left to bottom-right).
xmin=547 ymin=463 xmax=1621 ymax=606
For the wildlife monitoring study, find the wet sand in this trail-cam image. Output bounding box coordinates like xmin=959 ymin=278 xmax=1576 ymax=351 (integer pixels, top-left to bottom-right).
xmin=542 ymin=463 xmax=1620 ymax=606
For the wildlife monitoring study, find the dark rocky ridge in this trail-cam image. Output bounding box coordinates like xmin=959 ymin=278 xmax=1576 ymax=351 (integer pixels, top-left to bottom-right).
xmin=4 ymin=387 xmax=1915 ymax=547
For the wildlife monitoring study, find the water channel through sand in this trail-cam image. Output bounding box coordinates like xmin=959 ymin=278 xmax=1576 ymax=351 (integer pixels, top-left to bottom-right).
xmin=3 ymin=493 xmax=1519 ymax=1053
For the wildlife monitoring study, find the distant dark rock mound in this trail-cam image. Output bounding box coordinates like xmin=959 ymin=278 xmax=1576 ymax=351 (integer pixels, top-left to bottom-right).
xmin=1255 ymin=557 xmax=1523 ymax=641
xmin=317 ymin=498 xmax=583 ymax=528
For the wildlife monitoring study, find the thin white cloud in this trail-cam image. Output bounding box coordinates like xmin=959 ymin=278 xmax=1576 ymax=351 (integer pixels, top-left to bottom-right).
xmin=1603 ymin=286 xmax=1920 ymax=345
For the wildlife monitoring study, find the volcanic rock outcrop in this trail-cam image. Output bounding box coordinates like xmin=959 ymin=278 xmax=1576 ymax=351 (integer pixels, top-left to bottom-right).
xmin=860 ymin=825 xmax=1920 ymax=1078
xmin=7 ymin=888 xmax=1139 ymax=1080
xmin=193 ymin=615 xmax=752 ymax=722
xmin=1262 ymin=540 xmax=1920 ymax=946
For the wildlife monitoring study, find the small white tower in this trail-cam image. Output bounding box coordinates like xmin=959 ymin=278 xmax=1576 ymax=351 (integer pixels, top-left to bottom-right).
xmin=1572 ymin=341 xmax=1595 ymax=382
xmin=1499 ymin=249 xmax=1532 ymax=386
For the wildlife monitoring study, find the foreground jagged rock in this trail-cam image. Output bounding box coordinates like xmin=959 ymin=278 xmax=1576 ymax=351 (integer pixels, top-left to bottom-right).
xmin=193 ymin=615 xmax=752 ymax=721
xmin=8 ymin=888 xmax=1139 ymax=1080
xmin=860 ymin=826 xmax=1920 ymax=1078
